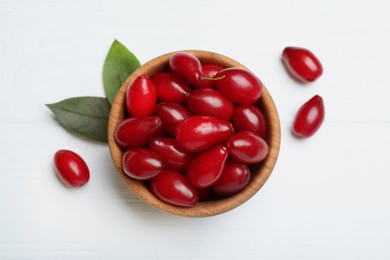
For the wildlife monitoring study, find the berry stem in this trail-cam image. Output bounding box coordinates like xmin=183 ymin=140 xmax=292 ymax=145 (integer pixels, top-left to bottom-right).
xmin=202 ymin=75 xmax=225 ymax=81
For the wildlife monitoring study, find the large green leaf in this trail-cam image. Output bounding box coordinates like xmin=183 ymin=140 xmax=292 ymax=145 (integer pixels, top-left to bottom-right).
xmin=103 ymin=39 xmax=141 ymax=104
xmin=46 ymin=97 xmax=111 ymax=142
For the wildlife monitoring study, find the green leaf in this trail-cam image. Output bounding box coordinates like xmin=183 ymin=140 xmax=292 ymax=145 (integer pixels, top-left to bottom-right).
xmin=103 ymin=39 xmax=141 ymax=104
xmin=46 ymin=97 xmax=111 ymax=143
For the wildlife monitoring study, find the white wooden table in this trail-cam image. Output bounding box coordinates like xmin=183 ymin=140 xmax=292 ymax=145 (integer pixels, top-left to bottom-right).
xmin=1 ymin=0 xmax=390 ymax=259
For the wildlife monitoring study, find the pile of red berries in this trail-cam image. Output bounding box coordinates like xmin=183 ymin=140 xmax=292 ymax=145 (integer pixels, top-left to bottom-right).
xmin=114 ymin=52 xmax=269 ymax=207
xmin=52 ymin=47 xmax=325 ymax=194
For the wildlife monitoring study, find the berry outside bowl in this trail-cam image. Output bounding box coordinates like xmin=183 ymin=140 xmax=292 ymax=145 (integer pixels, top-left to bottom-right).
xmin=108 ymin=50 xmax=281 ymax=217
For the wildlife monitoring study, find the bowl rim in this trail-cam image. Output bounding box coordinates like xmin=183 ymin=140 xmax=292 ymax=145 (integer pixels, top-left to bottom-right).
xmin=108 ymin=50 xmax=281 ymax=217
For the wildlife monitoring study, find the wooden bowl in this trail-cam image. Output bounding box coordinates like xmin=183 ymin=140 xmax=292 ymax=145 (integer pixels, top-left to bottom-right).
xmin=108 ymin=50 xmax=281 ymax=217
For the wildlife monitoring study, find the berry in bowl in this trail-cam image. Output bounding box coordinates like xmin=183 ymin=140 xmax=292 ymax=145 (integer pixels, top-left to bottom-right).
xmin=108 ymin=50 xmax=280 ymax=217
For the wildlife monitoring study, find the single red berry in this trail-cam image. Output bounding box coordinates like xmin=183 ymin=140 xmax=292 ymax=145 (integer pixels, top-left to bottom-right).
xmin=214 ymin=68 xmax=263 ymax=104
xmin=292 ymin=95 xmax=325 ymax=138
xmin=122 ymin=148 xmax=164 ymax=180
xmin=186 ymin=88 xmax=234 ymax=121
xmin=126 ymin=75 xmax=156 ymax=117
xmin=151 ymin=170 xmax=198 ymax=207
xmin=151 ymin=71 xmax=191 ymax=104
xmin=115 ymin=116 xmax=162 ymax=149
xmin=211 ymin=161 xmax=250 ymax=197
xmin=232 ymin=105 xmax=267 ymax=139
xmin=149 ymin=137 xmax=194 ymax=172
xmin=227 ymin=131 xmax=268 ymax=164
xmin=54 ymin=150 xmax=90 ymax=187
xmin=282 ymin=47 xmax=323 ymax=83
xmin=154 ymin=102 xmax=192 ymax=136
xmin=186 ymin=145 xmax=228 ymax=189
xmin=169 ymin=52 xmax=202 ymax=85
xmin=193 ymin=64 xmax=223 ymax=89
xmin=175 ymin=115 xmax=234 ymax=153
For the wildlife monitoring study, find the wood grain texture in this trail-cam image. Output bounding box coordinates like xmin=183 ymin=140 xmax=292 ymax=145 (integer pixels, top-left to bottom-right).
xmin=2 ymin=0 xmax=390 ymax=258
xmin=108 ymin=50 xmax=281 ymax=217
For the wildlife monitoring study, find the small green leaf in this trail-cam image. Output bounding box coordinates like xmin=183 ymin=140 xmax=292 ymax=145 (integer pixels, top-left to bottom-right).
xmin=46 ymin=97 xmax=111 ymax=143
xmin=103 ymin=39 xmax=141 ymax=104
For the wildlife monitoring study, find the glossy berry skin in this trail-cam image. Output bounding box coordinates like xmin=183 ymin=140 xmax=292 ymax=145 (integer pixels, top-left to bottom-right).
xmin=227 ymin=131 xmax=268 ymax=164
xmin=54 ymin=150 xmax=90 ymax=187
xmin=186 ymin=88 xmax=234 ymax=121
xmin=282 ymin=47 xmax=323 ymax=83
xmin=214 ymin=68 xmax=263 ymax=104
xmin=126 ymin=75 xmax=156 ymax=117
xmin=232 ymin=105 xmax=267 ymax=139
xmin=154 ymin=102 xmax=192 ymax=136
xmin=122 ymin=148 xmax=164 ymax=180
xmin=211 ymin=161 xmax=250 ymax=197
xmin=149 ymin=137 xmax=194 ymax=172
xmin=292 ymin=95 xmax=325 ymax=138
xmin=193 ymin=64 xmax=223 ymax=89
xmin=151 ymin=71 xmax=191 ymax=104
xmin=176 ymin=115 xmax=234 ymax=153
xmin=169 ymin=52 xmax=202 ymax=85
xmin=151 ymin=170 xmax=198 ymax=207
xmin=186 ymin=145 xmax=228 ymax=189
xmin=115 ymin=116 xmax=162 ymax=149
